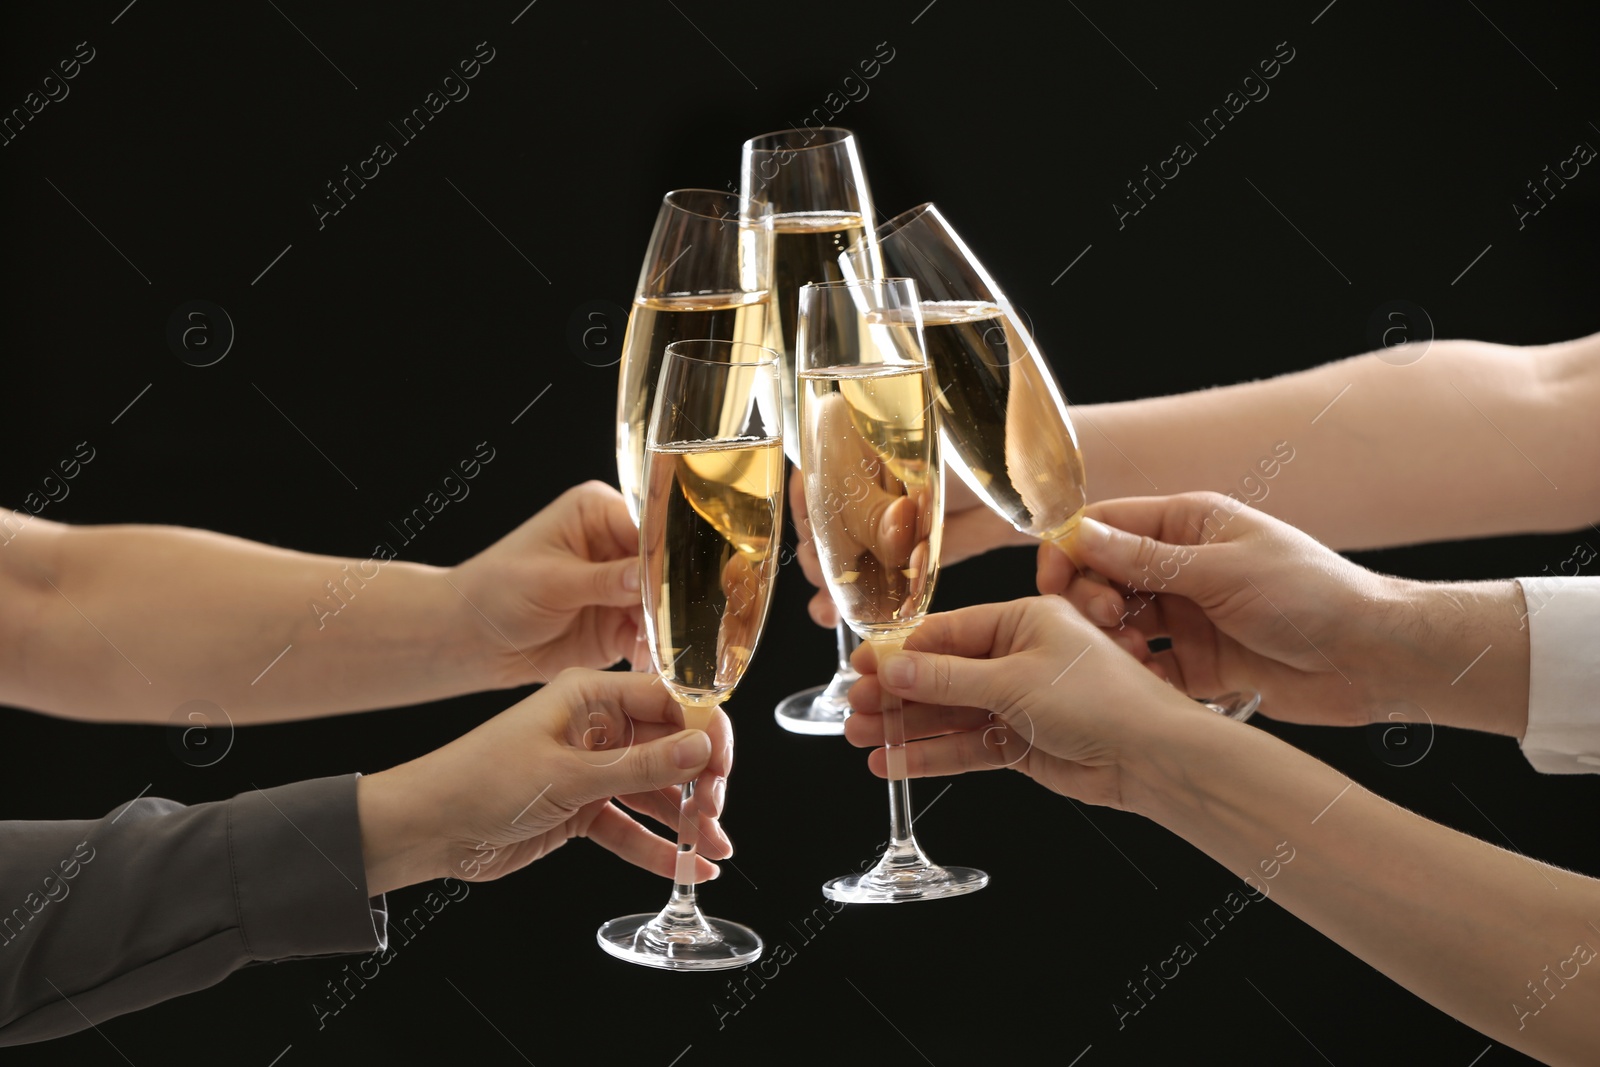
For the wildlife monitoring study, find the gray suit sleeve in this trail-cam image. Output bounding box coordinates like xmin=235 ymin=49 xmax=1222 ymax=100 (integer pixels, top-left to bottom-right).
xmin=0 ymin=774 xmax=386 ymax=1045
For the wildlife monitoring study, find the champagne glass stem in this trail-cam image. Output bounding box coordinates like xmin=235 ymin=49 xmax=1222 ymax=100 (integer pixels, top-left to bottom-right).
xmin=883 ymin=686 xmax=921 ymax=860
xmin=666 ymin=777 xmax=702 ymax=916
xmin=835 ymin=620 xmax=860 ymax=678
xmin=873 ymin=637 xmax=925 ymax=866
xmin=649 ymin=702 xmax=715 ymax=937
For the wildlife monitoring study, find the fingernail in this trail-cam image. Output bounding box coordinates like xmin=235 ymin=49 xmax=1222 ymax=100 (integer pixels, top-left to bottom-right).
xmin=711 ymin=775 xmax=727 ymax=816
xmin=1089 ymin=596 xmax=1121 ymax=628
xmin=710 ymin=864 xmax=723 ymax=880
xmin=881 ymin=654 xmax=914 ymax=689
xmin=673 ymin=730 xmax=712 ymax=769
xmin=622 ymin=565 xmax=641 ymax=592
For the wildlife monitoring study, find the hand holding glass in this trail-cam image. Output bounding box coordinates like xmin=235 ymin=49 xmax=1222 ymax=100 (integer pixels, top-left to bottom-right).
xmin=597 ymin=340 xmax=783 ymax=968
xmin=867 ymin=204 xmax=1260 ymax=722
xmin=797 ymin=277 xmax=988 ymax=903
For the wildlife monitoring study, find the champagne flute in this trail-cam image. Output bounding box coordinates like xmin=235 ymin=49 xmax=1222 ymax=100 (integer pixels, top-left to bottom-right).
xmin=615 ymin=189 xmax=774 ymax=524
xmin=798 ymin=277 xmax=989 ymax=903
xmin=741 ymin=127 xmax=881 ymax=736
xmin=597 ymin=340 xmax=784 ymax=969
xmin=866 ymin=203 xmax=1260 ymax=722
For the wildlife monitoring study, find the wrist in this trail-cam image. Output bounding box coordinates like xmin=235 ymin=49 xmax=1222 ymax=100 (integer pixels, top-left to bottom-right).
xmin=1120 ymin=697 xmax=1241 ymax=825
xmin=421 ymin=563 xmax=513 ymax=692
xmin=1367 ymin=577 xmax=1529 ymax=737
xmin=1116 ymin=688 xmax=1235 ymax=819
xmin=357 ymin=764 xmax=446 ymax=896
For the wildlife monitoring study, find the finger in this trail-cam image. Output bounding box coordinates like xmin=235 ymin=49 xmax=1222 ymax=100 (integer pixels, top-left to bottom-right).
xmin=796 ymin=535 xmax=827 ymax=592
xmin=1084 ymin=492 xmax=1250 ymax=548
xmin=584 ymin=800 xmax=721 ymax=883
xmin=789 ymin=469 xmax=828 ymax=589
xmin=788 ymin=465 xmax=810 ymax=531
xmin=807 ymin=394 xmax=906 ymax=558
xmin=1036 ymin=537 xmax=1081 ymax=596
xmin=557 ymin=671 xmax=721 ymax=796
xmin=537 ymin=554 xmax=642 ymax=616
xmin=1109 ymin=629 xmax=1152 ymax=662
xmin=577 ymin=479 xmax=641 ymax=561
xmin=715 ymin=705 xmax=734 ymax=780
xmin=1066 ymin=514 xmax=1212 ymax=602
xmin=1060 ymin=573 xmax=1130 ymax=630
xmin=1095 ymin=587 xmax=1169 ymax=642
xmin=629 ymin=631 xmax=652 ymax=674
xmin=601 ymin=610 xmax=641 ymax=667
xmin=585 ymin=707 xmax=732 ymax=781
xmin=875 ymin=645 xmax=1001 ymax=711
xmin=564 ymin=674 xmax=733 ymax=798
xmin=849 ymin=602 xmax=1015 ymax=679
xmin=688 ymin=706 xmax=734 ymax=804
xmin=614 ymin=786 xmax=734 ymax=859
xmin=809 ymin=588 xmax=839 ymax=628
xmin=875 ymin=494 xmax=920 ymax=566
xmin=593 ymin=557 xmax=644 ymax=608
xmin=863 ymin=733 xmax=1008 ymax=779
xmin=576 ymin=728 xmax=712 ymax=802
xmin=842 ymin=696 xmax=992 ymax=746
xmin=558 ymin=668 xmax=681 ymax=726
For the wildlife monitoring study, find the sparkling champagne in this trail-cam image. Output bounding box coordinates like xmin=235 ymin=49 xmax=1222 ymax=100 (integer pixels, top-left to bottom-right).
xmin=799 ymin=365 xmax=942 ymax=644
xmin=770 ymin=211 xmax=867 ymax=454
xmin=918 ymin=301 xmax=1086 ymax=541
xmin=615 ymin=292 xmax=773 ymax=522
xmin=641 ymin=437 xmax=784 ymax=708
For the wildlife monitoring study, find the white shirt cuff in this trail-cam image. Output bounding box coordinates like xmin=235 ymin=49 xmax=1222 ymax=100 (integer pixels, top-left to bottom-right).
xmin=1517 ymin=575 xmax=1600 ymax=774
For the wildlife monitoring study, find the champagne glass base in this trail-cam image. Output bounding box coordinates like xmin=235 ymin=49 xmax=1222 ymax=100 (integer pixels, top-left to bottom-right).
xmin=596 ymin=912 xmax=764 ymax=971
xmin=822 ymin=863 xmax=988 ymax=905
xmin=773 ymin=673 xmax=855 ymax=736
xmin=1201 ymin=690 xmax=1261 ymax=723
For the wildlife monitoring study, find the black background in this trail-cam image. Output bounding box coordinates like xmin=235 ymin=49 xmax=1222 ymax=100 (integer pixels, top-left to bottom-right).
xmin=4 ymin=1 xmax=1598 ymax=1064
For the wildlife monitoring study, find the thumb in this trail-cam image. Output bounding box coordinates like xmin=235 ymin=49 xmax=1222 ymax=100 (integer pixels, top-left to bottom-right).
xmin=877 ymin=649 xmax=1000 ymax=711
xmin=1068 ymin=516 xmax=1208 ymax=600
xmin=580 ymin=728 xmax=711 ymax=799
xmin=583 ymin=557 xmax=643 ymax=609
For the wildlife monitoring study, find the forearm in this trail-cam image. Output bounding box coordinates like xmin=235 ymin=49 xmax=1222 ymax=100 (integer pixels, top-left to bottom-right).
xmin=1126 ymin=708 xmax=1600 ymax=1064
xmin=1075 ymin=334 xmax=1600 ymax=549
xmin=2 ymin=520 xmax=492 ymax=723
xmin=0 ymin=777 xmax=380 ymax=1044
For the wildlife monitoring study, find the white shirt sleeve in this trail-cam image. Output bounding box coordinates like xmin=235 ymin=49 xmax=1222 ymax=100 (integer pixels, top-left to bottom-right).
xmin=1516 ymin=576 xmax=1600 ymax=774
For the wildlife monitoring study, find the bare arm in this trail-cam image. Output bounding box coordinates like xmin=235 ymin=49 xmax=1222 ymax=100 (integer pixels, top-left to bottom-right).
xmin=1076 ymin=333 xmax=1600 ymax=549
xmin=0 ymin=516 xmax=483 ymax=723
xmin=0 ymin=482 xmax=645 ymax=725
xmin=1131 ymin=708 xmax=1598 ymax=1063
xmin=847 ymin=595 xmax=1600 ymax=1063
